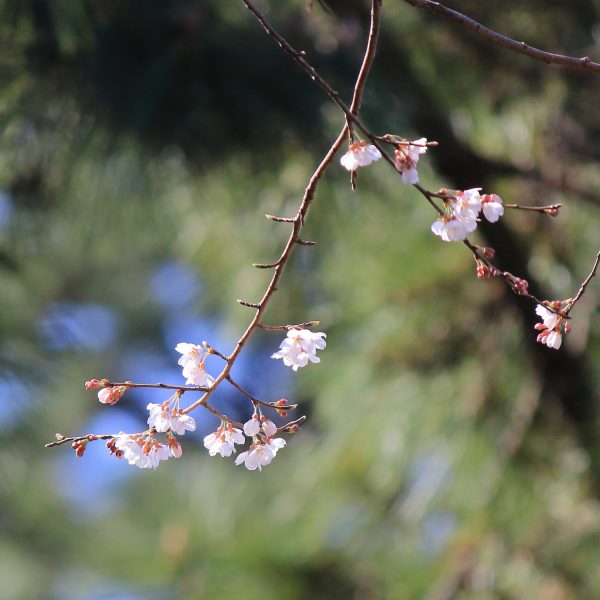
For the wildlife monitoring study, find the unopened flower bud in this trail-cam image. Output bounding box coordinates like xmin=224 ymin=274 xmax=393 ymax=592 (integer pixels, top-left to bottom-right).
xmin=168 ymin=437 xmax=183 ymax=458
xmin=85 ymin=379 xmax=101 ymax=390
xmin=481 ymin=247 xmax=496 ymax=259
xmin=512 ymin=277 xmax=529 ymax=295
xmin=475 ymin=261 xmax=491 ymax=279
xmin=543 ymin=205 xmax=561 ymax=217
xmin=98 ymin=386 xmax=127 ymax=406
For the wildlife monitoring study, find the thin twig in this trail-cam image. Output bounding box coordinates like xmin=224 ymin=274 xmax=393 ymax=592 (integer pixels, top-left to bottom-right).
xmin=401 ymin=0 xmax=600 ymax=73
xmin=45 ymin=433 xmax=115 ymax=448
xmin=504 ymin=203 xmax=561 ymax=215
xmin=103 ymin=381 xmax=209 ymax=393
xmin=258 ymin=320 xmax=320 ymax=331
xmin=240 ymin=0 xmax=395 ymax=169
xmin=226 ymin=375 xmax=298 ymax=411
xmin=567 ymin=250 xmax=600 ymax=312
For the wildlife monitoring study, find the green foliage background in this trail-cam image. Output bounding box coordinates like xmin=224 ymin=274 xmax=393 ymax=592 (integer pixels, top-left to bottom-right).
xmin=1 ymin=1 xmax=600 ymax=598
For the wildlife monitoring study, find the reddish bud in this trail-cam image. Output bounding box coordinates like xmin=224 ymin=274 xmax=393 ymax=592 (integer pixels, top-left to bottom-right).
xmin=543 ymin=205 xmax=561 ymax=217
xmin=476 ymin=262 xmax=491 ymax=279
xmin=85 ymin=379 xmax=101 ymax=390
xmin=481 ymin=247 xmax=496 ymax=259
xmin=513 ymin=278 xmax=529 ymax=295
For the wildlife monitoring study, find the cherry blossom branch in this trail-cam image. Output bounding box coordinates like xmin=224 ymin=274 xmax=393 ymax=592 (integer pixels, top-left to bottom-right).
xmin=401 ymin=0 xmax=600 ymax=74
xmin=182 ymin=0 xmax=383 ymax=417
xmin=240 ymin=0 xmax=562 ymax=315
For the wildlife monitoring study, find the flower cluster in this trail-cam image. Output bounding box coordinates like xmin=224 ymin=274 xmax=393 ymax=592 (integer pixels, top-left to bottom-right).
xmin=235 ymin=437 xmax=286 ymax=471
xmin=203 ymin=422 xmax=245 ymax=457
xmin=271 ymin=328 xmax=327 ymax=371
xmin=431 ymin=189 xmax=504 ymax=242
xmin=109 ymin=434 xmax=173 ymax=469
xmin=340 ymin=140 xmax=382 ymax=171
xmin=147 ymin=401 xmax=196 ymax=435
xmin=175 ymin=342 xmax=214 ymax=387
xmin=394 ymin=137 xmax=429 ymax=184
xmin=203 ymin=415 xmax=287 ymax=471
xmin=78 ymin=327 xmax=327 ymax=471
xmin=534 ymin=303 xmax=571 ymax=350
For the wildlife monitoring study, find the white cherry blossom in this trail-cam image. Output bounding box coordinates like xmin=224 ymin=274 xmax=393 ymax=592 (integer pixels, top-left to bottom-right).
xmin=235 ymin=437 xmax=286 ymax=471
xmin=535 ymin=304 xmax=560 ymax=330
xmin=243 ymin=416 xmax=261 ymax=436
xmin=394 ymin=137 xmax=428 ymax=184
xmin=175 ymin=342 xmax=215 ymax=387
xmin=453 ymin=188 xmax=482 ymax=220
xmin=431 ymin=217 xmax=469 ymax=242
xmin=430 ymin=188 xmax=504 ymax=242
xmin=203 ymin=423 xmax=245 ymax=457
xmin=147 ymin=402 xmax=196 ymax=435
xmin=114 ymin=434 xmax=170 ymax=469
xmin=481 ymin=193 xmax=504 ymax=223
xmin=271 ymin=328 xmax=326 ymax=371
xmin=340 ymin=141 xmax=382 ymax=171
xmin=262 ymin=419 xmax=278 ymax=437
xmin=534 ymin=303 xmax=568 ymax=350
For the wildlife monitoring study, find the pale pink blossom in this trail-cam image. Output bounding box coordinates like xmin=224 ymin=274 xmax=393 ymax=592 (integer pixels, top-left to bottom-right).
xmin=203 ymin=423 xmax=245 ymax=458
xmin=430 ymin=217 xmax=469 ymax=242
xmin=481 ymin=193 xmax=504 ymax=223
xmin=262 ymin=419 xmax=278 ymax=437
xmin=98 ymin=385 xmax=127 ymax=406
xmin=431 ymin=188 xmax=505 ymax=242
xmin=175 ymin=342 xmax=215 ymax=387
xmin=147 ymin=403 xmax=196 ymax=435
xmin=534 ymin=303 xmax=569 ymax=350
xmin=114 ymin=434 xmax=170 ymax=469
xmin=535 ymin=304 xmax=560 ymax=330
xmin=394 ymin=138 xmax=428 ymax=184
xmin=271 ymin=328 xmax=326 ymax=372
xmin=243 ymin=416 xmax=261 ymax=437
xmin=453 ymin=188 xmax=482 ymax=220
xmin=340 ymin=141 xmax=382 ymax=171
xmin=234 ymin=437 xmax=286 ymax=471
xmin=168 ymin=438 xmax=183 ymax=458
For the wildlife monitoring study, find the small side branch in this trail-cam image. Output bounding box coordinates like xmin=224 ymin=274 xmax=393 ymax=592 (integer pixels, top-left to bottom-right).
xmin=103 ymin=381 xmax=209 ymax=393
xmin=567 ymin=250 xmax=600 ymax=312
xmin=45 ymin=432 xmax=115 ymax=448
xmin=401 ymin=0 xmax=600 ymax=74
xmin=258 ymin=320 xmax=320 ymax=331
